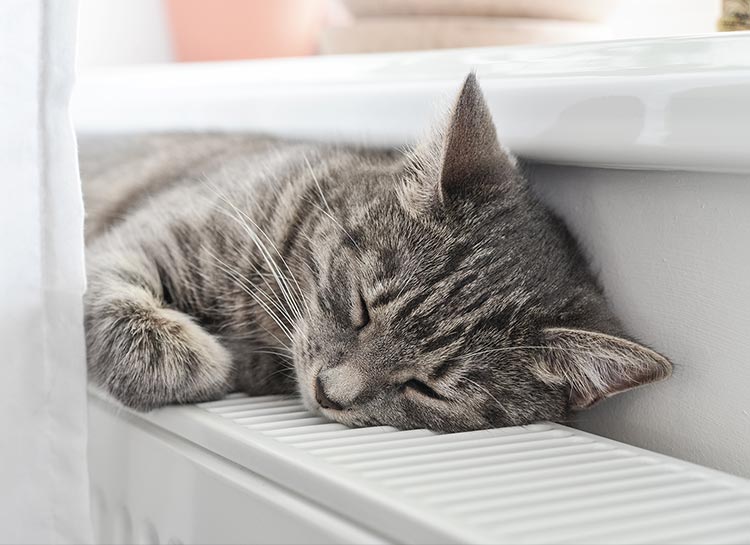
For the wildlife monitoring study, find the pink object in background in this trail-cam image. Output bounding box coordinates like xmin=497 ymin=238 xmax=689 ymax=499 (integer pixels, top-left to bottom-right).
xmin=165 ymin=0 xmax=330 ymax=61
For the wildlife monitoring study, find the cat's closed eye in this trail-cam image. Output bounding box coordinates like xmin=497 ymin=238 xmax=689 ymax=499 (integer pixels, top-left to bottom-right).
xmin=401 ymin=379 xmax=446 ymax=401
xmin=352 ymin=291 xmax=370 ymax=331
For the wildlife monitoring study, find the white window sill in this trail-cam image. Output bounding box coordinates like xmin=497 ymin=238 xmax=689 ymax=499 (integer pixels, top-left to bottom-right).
xmin=74 ymin=32 xmax=750 ymax=174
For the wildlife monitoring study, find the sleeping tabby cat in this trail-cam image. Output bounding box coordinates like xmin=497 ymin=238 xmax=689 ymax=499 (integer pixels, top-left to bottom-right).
xmin=80 ymin=75 xmax=671 ymax=432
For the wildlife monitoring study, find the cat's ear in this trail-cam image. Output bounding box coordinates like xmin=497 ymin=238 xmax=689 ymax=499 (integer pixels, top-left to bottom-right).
xmin=400 ymin=74 xmax=517 ymax=213
xmin=437 ymin=73 xmax=515 ymax=201
xmin=531 ymin=327 xmax=672 ymax=409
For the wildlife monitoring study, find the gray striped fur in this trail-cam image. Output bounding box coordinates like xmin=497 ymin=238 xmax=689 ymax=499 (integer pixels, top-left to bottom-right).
xmin=80 ymin=75 xmax=670 ymax=431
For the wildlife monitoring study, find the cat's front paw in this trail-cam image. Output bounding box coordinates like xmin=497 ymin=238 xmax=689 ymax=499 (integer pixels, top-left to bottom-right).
xmin=86 ymin=291 xmax=233 ymax=411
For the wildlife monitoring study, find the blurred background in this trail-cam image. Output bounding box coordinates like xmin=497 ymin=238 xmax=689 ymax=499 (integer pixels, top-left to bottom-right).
xmin=77 ymin=0 xmax=745 ymax=70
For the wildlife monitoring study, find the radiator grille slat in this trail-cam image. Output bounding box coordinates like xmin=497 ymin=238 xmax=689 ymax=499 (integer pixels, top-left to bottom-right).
xmin=364 ymin=442 xmax=610 ymax=480
xmin=184 ymin=394 xmax=750 ymax=544
xmin=249 ymin=416 xmax=331 ymax=430
xmin=467 ymin=479 xmax=716 ymax=525
xmin=235 ymin=410 xmax=313 ymax=425
xmin=200 ymin=394 xmax=288 ymax=410
xmin=293 ymin=428 xmax=433 ymax=449
xmin=277 ymin=426 xmax=400 ymax=444
xmin=443 ymin=470 xmax=689 ymax=515
xmin=218 ymin=401 xmax=307 ymax=418
xmin=336 ymin=433 xmax=583 ymax=470
xmin=315 ymin=425 xmax=557 ymax=460
xmin=264 ymin=422 xmax=349 ymax=437
xmin=407 ymin=458 xmax=658 ymax=498
xmin=383 ymin=450 xmax=638 ymax=487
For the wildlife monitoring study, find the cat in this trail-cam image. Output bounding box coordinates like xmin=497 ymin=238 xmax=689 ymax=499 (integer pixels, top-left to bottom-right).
xmin=80 ymin=74 xmax=671 ymax=432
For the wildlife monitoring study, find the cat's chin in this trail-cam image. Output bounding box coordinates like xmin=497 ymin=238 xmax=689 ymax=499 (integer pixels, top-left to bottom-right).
xmin=315 ymin=405 xmax=366 ymax=427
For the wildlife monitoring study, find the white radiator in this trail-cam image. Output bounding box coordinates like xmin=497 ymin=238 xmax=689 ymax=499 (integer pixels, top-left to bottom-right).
xmin=79 ymin=32 xmax=750 ymax=544
xmin=89 ymin=391 xmax=750 ymax=544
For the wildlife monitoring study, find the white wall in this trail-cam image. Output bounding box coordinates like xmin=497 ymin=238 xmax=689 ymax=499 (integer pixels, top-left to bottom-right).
xmin=77 ymin=0 xmax=173 ymax=69
xmin=531 ymin=164 xmax=750 ymax=478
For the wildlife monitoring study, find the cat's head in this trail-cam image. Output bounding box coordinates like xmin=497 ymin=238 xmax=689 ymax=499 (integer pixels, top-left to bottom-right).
xmin=293 ymin=74 xmax=671 ymax=431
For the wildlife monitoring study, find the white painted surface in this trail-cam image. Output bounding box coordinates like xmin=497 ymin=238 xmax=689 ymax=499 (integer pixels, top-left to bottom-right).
xmin=74 ymin=33 xmax=750 ymax=173
xmin=531 ymin=165 xmax=750 ymax=478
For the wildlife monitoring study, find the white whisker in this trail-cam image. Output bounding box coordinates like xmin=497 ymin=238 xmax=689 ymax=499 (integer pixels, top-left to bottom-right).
xmin=216 ymin=189 xmax=310 ymax=321
xmin=204 ymin=184 xmax=309 ymax=323
xmin=205 ymin=249 xmax=296 ymax=341
xmin=304 ymin=154 xmax=332 ymax=215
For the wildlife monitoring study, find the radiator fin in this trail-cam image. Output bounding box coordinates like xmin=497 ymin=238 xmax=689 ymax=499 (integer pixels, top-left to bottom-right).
xmin=191 ymin=394 xmax=750 ymax=544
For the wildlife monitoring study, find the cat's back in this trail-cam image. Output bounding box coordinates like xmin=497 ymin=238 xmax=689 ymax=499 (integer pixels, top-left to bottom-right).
xmin=79 ymin=133 xmax=403 ymax=244
xmin=78 ymin=133 xmax=285 ymax=240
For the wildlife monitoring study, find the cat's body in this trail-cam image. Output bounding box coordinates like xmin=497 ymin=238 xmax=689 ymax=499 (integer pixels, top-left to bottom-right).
xmin=81 ymin=133 xmax=374 ymax=402
xmin=82 ymin=76 xmax=671 ymax=431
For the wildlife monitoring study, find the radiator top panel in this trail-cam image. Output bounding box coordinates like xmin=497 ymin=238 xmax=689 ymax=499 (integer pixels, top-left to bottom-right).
xmin=144 ymin=393 xmax=750 ymax=544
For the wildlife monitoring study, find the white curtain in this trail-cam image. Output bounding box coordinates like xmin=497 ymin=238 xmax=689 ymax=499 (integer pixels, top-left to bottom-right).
xmin=0 ymin=1 xmax=92 ymax=543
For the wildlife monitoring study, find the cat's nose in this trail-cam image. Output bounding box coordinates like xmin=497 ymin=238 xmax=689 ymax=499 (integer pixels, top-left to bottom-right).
xmin=315 ymin=376 xmax=344 ymax=411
